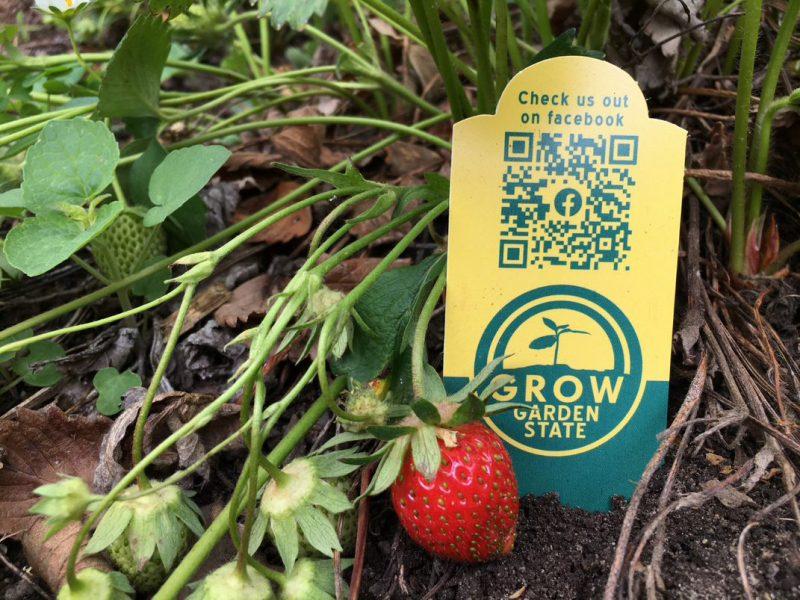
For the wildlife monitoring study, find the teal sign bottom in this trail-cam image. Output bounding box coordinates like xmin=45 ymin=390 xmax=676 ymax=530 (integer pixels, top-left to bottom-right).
xmin=444 ymin=377 xmax=666 ymax=511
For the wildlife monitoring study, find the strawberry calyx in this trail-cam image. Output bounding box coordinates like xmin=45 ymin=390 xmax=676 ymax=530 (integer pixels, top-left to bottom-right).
xmin=187 ymin=562 xmax=274 ymax=600
xmin=282 ymin=559 xmax=333 ymax=600
xmin=83 ymin=483 xmax=204 ymax=593
xmin=57 ymin=568 xmax=133 ymax=600
xmin=253 ymin=453 xmax=360 ymax=572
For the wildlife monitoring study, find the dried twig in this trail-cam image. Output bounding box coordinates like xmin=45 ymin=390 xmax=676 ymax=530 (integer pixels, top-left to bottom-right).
xmin=603 ymin=354 xmax=708 ymax=600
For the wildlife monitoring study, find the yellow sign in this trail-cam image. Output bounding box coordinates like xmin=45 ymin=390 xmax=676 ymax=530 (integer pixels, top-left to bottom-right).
xmin=443 ymin=56 xmax=686 ymax=511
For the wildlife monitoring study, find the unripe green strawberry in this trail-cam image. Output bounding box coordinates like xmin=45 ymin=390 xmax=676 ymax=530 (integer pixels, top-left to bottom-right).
xmin=84 ymin=483 xmax=204 ymax=594
xmin=187 ymin=562 xmax=274 ymax=600
xmin=91 ymin=211 xmax=166 ymax=281
xmin=56 ymin=568 xmax=133 ymax=600
xmin=106 ymin=524 xmax=189 ymax=593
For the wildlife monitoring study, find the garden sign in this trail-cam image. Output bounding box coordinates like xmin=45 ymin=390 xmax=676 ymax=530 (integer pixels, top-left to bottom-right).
xmin=443 ymin=56 xmax=687 ymax=511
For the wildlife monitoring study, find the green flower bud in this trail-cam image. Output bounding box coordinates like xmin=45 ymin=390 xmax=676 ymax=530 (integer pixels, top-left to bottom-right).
xmin=188 ymin=562 xmax=274 ymax=600
xmin=30 ymin=477 xmax=94 ymax=537
xmin=57 ymin=569 xmax=133 ymax=600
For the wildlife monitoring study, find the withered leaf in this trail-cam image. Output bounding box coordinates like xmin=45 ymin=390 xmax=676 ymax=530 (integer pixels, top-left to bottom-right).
xmin=271 ymin=107 xmax=324 ymax=168
xmin=233 ymin=181 xmax=312 ymax=245
xmin=214 ymin=274 xmax=271 ymax=328
xmin=161 ymin=282 xmax=232 ymax=336
xmin=0 ymin=406 xmax=111 ymax=591
xmin=324 ymin=257 xmax=412 ymax=293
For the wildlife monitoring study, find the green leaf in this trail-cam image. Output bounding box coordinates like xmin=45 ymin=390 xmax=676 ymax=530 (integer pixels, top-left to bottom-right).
xmin=93 ymin=367 xmax=141 ymax=416
xmin=155 ymin=511 xmax=182 ymax=571
xmin=248 ymin=511 xmax=268 ymax=554
xmin=21 ymin=120 xmax=119 ymax=214
xmin=447 ymin=354 xmax=507 ymax=404
xmin=309 ymin=450 xmax=362 ymax=478
xmin=347 ymin=190 xmax=397 ymax=224
xmin=309 ymin=481 xmax=353 ymax=514
xmin=3 ymin=201 xmax=124 ymax=276
xmin=370 ymin=437 xmax=409 ymax=495
xmin=130 ymin=255 xmax=170 ymax=301
xmin=530 ymin=335 xmax=557 ymax=349
xmin=164 ymin=195 xmax=207 ymax=249
xmin=144 ymin=145 xmax=230 ymax=226
xmin=313 ymin=431 xmax=373 ymax=454
xmin=271 ymin=514 xmax=299 ymax=572
xmin=0 ymin=329 xmax=32 ymax=364
xmin=12 ymin=341 xmax=64 ymax=387
xmin=128 ymin=137 xmax=166 ymax=207
xmin=98 ymin=15 xmax=171 ymax=118
xmin=422 ymin=364 xmax=446 ymax=404
xmin=446 ymin=394 xmax=485 ymax=427
xmin=295 ymin=506 xmax=342 ymax=557
xmin=365 ymin=425 xmax=416 ymax=441
xmin=274 ymin=161 xmax=374 ymax=191
xmin=531 ymin=28 xmax=604 ymax=64
xmin=263 ymin=0 xmax=329 ymax=29
xmin=485 ymin=402 xmax=533 ymax=416
xmin=333 ymin=254 xmax=446 ymax=381
xmin=479 ymin=373 xmax=515 ymax=400
xmin=0 ymin=188 xmax=24 ymax=218
xmin=411 ymin=426 xmax=440 ymax=481
xmin=411 ymin=399 xmax=441 ymax=425
xmin=149 ymin=0 xmax=193 ymax=16
xmin=84 ymin=504 xmax=132 ymax=555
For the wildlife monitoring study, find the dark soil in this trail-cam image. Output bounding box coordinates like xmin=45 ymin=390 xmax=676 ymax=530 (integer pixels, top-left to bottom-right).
xmin=362 ymin=451 xmax=800 ymax=599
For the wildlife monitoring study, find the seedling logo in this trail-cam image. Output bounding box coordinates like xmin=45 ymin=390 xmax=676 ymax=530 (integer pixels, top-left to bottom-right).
xmin=476 ymin=285 xmax=643 ymax=456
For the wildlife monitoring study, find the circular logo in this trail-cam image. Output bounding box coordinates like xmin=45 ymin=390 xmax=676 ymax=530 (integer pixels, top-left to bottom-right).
xmin=554 ymin=188 xmax=583 ymax=217
xmin=475 ymin=285 xmax=643 ymax=456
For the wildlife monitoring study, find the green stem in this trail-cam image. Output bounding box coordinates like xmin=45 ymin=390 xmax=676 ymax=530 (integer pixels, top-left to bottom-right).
xmin=233 ymin=23 xmax=262 ymax=79
xmin=0 ymin=285 xmax=185 ymax=357
xmin=729 ymin=0 xmax=762 ymax=273
xmin=0 ymin=105 xmax=94 ymax=148
xmin=534 ymin=0 xmax=555 ymax=44
xmin=747 ymin=94 xmax=799 ymax=228
xmin=495 ymin=0 xmax=510 ymax=91
xmin=236 ymin=378 xmax=266 ymax=573
xmin=0 ymin=115 xmax=450 ymax=342
xmin=153 ymin=379 xmax=346 ymax=600
xmin=70 ymin=255 xmax=110 ymax=285
xmin=747 ymin=0 xmax=800 ymax=226
xmin=723 ymin=12 xmax=745 ymax=76
xmin=63 ymin=18 xmax=99 ymax=83
xmin=132 ymin=284 xmax=197 ymax=489
xmin=409 ymin=0 xmax=472 ymax=121
xmin=411 ymin=263 xmax=447 ymax=399
xmin=171 ymin=115 xmax=452 ymax=150
xmin=466 ymin=0 xmax=495 ymax=114
xmin=686 ymin=177 xmax=727 ymax=233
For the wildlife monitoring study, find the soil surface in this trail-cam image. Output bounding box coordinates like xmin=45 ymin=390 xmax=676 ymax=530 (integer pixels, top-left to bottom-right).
xmin=362 ymin=451 xmax=800 ymax=599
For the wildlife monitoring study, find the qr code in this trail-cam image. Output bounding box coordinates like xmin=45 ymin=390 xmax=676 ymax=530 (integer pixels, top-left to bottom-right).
xmin=499 ymin=132 xmax=637 ymax=271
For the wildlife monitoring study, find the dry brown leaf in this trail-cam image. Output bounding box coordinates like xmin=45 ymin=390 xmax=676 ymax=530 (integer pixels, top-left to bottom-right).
xmin=271 ymin=107 xmax=324 ymax=168
xmin=161 ymin=282 xmax=232 ymax=336
xmin=705 ymin=452 xmax=726 ymax=466
xmin=385 ymin=141 xmax=442 ymax=177
xmin=226 ymin=151 xmax=281 ymax=172
xmin=324 ymin=257 xmax=412 ymax=292
xmin=701 ymin=480 xmax=756 ymax=509
xmin=233 ymin=181 xmax=312 ymax=245
xmin=214 ymin=274 xmax=271 ymax=328
xmin=0 ymin=406 xmax=111 ymax=590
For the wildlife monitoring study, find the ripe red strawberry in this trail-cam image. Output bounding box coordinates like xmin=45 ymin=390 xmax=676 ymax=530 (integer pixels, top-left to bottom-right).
xmin=391 ymin=422 xmax=519 ymax=562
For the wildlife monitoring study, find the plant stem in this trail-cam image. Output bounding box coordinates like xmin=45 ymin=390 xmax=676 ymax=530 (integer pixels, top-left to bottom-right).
xmin=236 ymin=378 xmax=266 ymax=574
xmin=747 ymin=94 xmax=799 ymax=228
xmin=153 ymin=379 xmax=346 ymax=600
xmin=411 ymin=263 xmax=447 ymax=399
xmin=63 ymin=18 xmax=99 ymax=84
xmin=0 ymin=285 xmax=185 ymax=357
xmin=534 ymin=0 xmax=554 ymax=44
xmin=132 ymin=284 xmax=197 ymax=489
xmin=728 ymin=0 xmax=762 ymax=273
xmin=495 ymin=0 xmax=510 ymax=91
xmin=686 ymin=177 xmax=727 ymax=233
xmin=466 ymin=0 xmax=495 ymax=113
xmin=233 ymin=23 xmax=262 ymax=79
xmin=70 ymin=255 xmax=110 ymax=285
xmin=171 ymin=115 xmax=452 ymax=150
xmin=409 ymin=0 xmax=472 ymax=121
xmin=746 ymin=0 xmax=800 ymax=226
xmin=0 ymin=115 xmax=450 ymax=342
